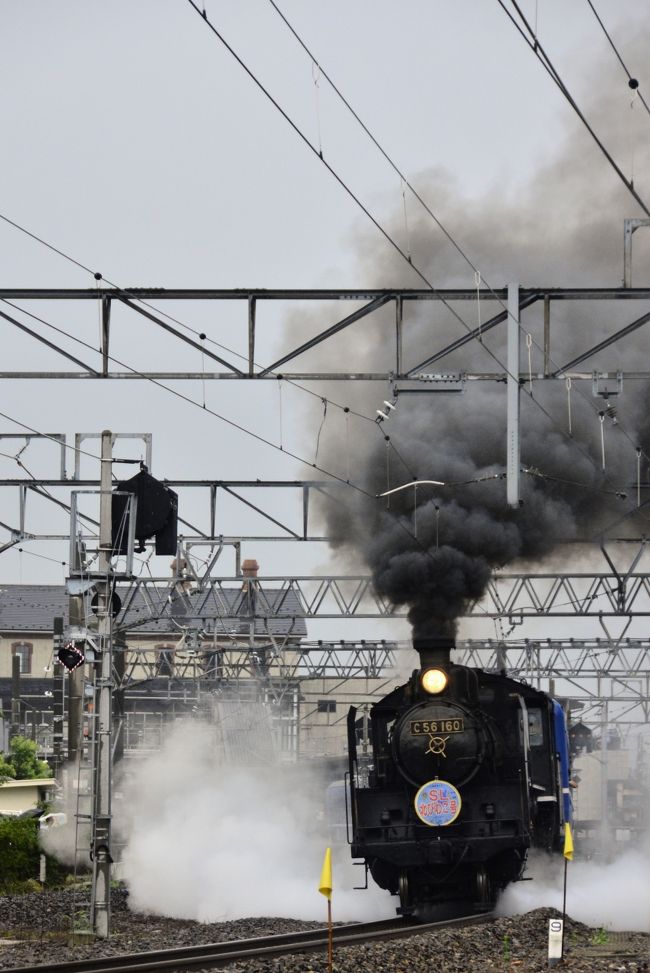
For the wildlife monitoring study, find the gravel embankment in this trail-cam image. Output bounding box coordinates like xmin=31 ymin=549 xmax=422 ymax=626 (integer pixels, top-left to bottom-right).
xmin=1 ymin=888 xmax=648 ymax=972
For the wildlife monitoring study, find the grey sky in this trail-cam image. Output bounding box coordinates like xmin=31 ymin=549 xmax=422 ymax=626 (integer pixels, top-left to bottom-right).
xmin=1 ymin=0 xmax=648 ymax=639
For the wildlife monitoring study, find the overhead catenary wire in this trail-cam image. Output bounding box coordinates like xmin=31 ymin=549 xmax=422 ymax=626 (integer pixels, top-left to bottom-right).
xmin=1 ymin=59 xmax=646 ymax=484
xmin=0 ymin=226 xmax=638 ymax=550
xmin=592 ymin=494 xmax=650 ymax=539
xmin=1 ymin=298 xmax=622 ymax=621
xmin=522 ymin=465 xmax=628 ymax=499
xmin=0 ymin=8 xmax=644 ymax=580
xmin=543 ymin=320 xmax=649 ymax=475
xmin=270 ymin=0 xmax=650 ymax=481
xmin=585 ymin=0 xmax=650 ymax=120
xmin=16 ymin=546 xmax=67 ymax=567
xmin=0 ymin=300 xmax=389 ymax=501
xmin=183 ymin=0 xmax=640 ymax=509
xmin=0 ymin=10 xmax=646 ymax=493
xmin=0 ymin=411 xmax=102 ymax=465
xmin=264 ymin=0 xmax=489 ymax=281
xmin=0 ymin=292 xmax=414 ymax=484
xmin=0 ymin=213 xmax=97 ymax=277
xmin=262 ymin=0 xmax=650 ymax=484
xmin=0 ymin=60 xmax=637 ymax=532
xmin=0 ymin=214 xmax=415 ymax=479
xmin=4 ymin=297 xmax=632 ymax=519
xmin=0 ymin=447 xmax=101 ymax=537
xmin=495 ymin=0 xmax=650 ymax=219
xmin=0 ymin=300 xmax=432 ymax=586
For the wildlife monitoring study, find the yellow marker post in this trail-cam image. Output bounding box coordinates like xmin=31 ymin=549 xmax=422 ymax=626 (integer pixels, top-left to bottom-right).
xmin=563 ymin=821 xmax=574 ymax=861
xmin=561 ymin=822 xmax=574 ymax=959
xmin=318 ymin=847 xmax=333 ymax=973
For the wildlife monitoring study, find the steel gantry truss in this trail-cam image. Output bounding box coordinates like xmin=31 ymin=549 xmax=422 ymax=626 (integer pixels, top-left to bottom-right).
xmin=456 ymin=639 xmax=650 ymax=730
xmin=464 ymin=568 xmax=650 ymax=619
xmin=2 ymin=468 xmax=650 ymax=617
xmin=107 ymin=637 xmax=650 ymax=731
xmin=2 ymin=283 xmax=650 ymax=753
xmin=107 ymin=565 xmax=650 ymax=624
xmin=0 ymin=475 xmax=334 ymax=553
xmin=118 ymin=639 xmax=396 ymax=686
xmin=1 ymin=286 xmax=650 ymax=381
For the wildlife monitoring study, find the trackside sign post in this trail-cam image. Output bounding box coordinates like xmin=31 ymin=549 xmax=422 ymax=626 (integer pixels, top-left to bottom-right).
xmin=548 ymin=822 xmax=574 ymax=964
xmin=548 ymin=918 xmax=563 ymax=966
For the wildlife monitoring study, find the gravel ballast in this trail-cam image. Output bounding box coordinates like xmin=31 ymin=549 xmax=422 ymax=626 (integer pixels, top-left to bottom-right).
xmin=1 ymin=888 xmax=648 ymax=972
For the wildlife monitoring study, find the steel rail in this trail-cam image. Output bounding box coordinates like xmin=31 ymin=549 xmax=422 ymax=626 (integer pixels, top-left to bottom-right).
xmin=3 ymin=914 xmax=491 ymax=973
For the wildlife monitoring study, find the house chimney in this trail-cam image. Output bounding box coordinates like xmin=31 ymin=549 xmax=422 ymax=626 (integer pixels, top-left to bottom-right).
xmin=241 ymin=558 xmax=259 ymax=593
xmin=170 ymin=556 xmax=192 ymax=593
xmin=242 ymin=558 xmax=259 ymax=578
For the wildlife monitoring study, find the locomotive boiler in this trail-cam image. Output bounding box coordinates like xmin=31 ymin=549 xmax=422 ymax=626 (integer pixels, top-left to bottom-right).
xmin=347 ymin=635 xmax=572 ymax=918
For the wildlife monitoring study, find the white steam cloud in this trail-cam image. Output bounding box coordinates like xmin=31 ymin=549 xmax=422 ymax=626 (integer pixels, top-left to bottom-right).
xmin=39 ymin=762 xmax=90 ymax=868
xmin=117 ymin=719 xmax=394 ymax=922
xmin=498 ymin=848 xmax=650 ymax=932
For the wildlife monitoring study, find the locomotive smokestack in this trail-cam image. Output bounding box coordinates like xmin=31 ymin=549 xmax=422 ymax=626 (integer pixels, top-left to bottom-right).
xmin=413 ymin=634 xmax=455 ymax=668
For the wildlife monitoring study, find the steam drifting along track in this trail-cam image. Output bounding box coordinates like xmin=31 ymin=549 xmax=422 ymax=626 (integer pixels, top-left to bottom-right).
xmin=2 ymin=914 xmax=492 ymax=973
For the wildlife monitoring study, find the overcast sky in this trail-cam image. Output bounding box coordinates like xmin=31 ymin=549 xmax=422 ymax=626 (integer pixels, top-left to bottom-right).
xmin=1 ymin=0 xmax=648 ymax=643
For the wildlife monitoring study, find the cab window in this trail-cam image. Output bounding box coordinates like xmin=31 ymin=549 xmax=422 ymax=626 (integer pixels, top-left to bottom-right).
xmin=528 ymin=708 xmax=544 ymax=747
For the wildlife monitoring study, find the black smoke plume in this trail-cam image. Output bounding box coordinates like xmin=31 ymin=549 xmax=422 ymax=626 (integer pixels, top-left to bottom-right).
xmin=301 ymin=27 xmax=650 ymax=638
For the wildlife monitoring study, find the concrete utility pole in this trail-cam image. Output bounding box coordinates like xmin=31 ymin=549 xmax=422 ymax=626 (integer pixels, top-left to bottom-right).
xmin=507 ymin=282 xmax=520 ymax=508
xmin=90 ymin=430 xmax=114 ymax=938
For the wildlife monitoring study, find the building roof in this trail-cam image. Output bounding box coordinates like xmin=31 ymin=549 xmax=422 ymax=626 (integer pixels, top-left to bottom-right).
xmin=0 ymin=584 xmax=307 ymax=638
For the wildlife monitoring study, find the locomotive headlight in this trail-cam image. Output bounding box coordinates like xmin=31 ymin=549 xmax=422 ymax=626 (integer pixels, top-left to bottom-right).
xmin=420 ymin=667 xmax=448 ymax=694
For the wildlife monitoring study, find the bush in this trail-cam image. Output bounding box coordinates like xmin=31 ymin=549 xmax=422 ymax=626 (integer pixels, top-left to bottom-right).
xmin=0 ymin=752 xmax=15 ymax=781
xmin=0 ymin=817 xmax=67 ymax=891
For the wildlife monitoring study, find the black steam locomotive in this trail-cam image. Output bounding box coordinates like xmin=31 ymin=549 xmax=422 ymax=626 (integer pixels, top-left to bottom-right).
xmin=347 ymin=636 xmax=572 ymax=918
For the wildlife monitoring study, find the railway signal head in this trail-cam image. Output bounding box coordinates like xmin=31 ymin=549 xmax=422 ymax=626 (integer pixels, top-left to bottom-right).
xmin=57 ymin=640 xmax=85 ymax=672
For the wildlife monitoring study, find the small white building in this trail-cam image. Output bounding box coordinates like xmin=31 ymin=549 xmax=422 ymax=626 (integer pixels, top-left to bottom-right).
xmin=0 ymin=778 xmax=56 ymax=816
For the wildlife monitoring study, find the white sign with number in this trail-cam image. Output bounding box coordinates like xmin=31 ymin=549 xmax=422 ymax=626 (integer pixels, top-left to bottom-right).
xmin=548 ymin=918 xmax=563 ymax=966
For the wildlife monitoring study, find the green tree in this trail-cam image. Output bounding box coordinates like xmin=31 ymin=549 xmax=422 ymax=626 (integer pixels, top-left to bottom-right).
xmin=0 ymin=736 xmax=51 ymax=780
xmin=0 ymin=751 xmax=15 ymax=781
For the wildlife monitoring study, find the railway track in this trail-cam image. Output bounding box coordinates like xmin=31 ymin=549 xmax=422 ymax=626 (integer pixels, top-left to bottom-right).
xmin=3 ymin=913 xmax=493 ymax=973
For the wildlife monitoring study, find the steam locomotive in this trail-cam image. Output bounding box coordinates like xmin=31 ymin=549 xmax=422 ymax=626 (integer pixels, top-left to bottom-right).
xmin=347 ymin=635 xmax=572 ymax=918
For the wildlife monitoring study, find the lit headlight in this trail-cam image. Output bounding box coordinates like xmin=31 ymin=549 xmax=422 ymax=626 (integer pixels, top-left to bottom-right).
xmin=420 ymin=668 xmax=448 ymax=694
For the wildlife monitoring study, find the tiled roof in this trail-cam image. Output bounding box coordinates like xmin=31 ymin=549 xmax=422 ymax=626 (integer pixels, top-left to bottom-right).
xmin=0 ymin=586 xmax=68 ymax=632
xmin=0 ymin=584 xmax=306 ymax=638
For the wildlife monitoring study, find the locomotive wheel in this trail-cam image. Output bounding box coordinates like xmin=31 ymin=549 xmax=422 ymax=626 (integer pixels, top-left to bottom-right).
xmin=475 ymin=866 xmax=492 ymax=907
xmin=398 ymin=871 xmax=411 ymax=911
